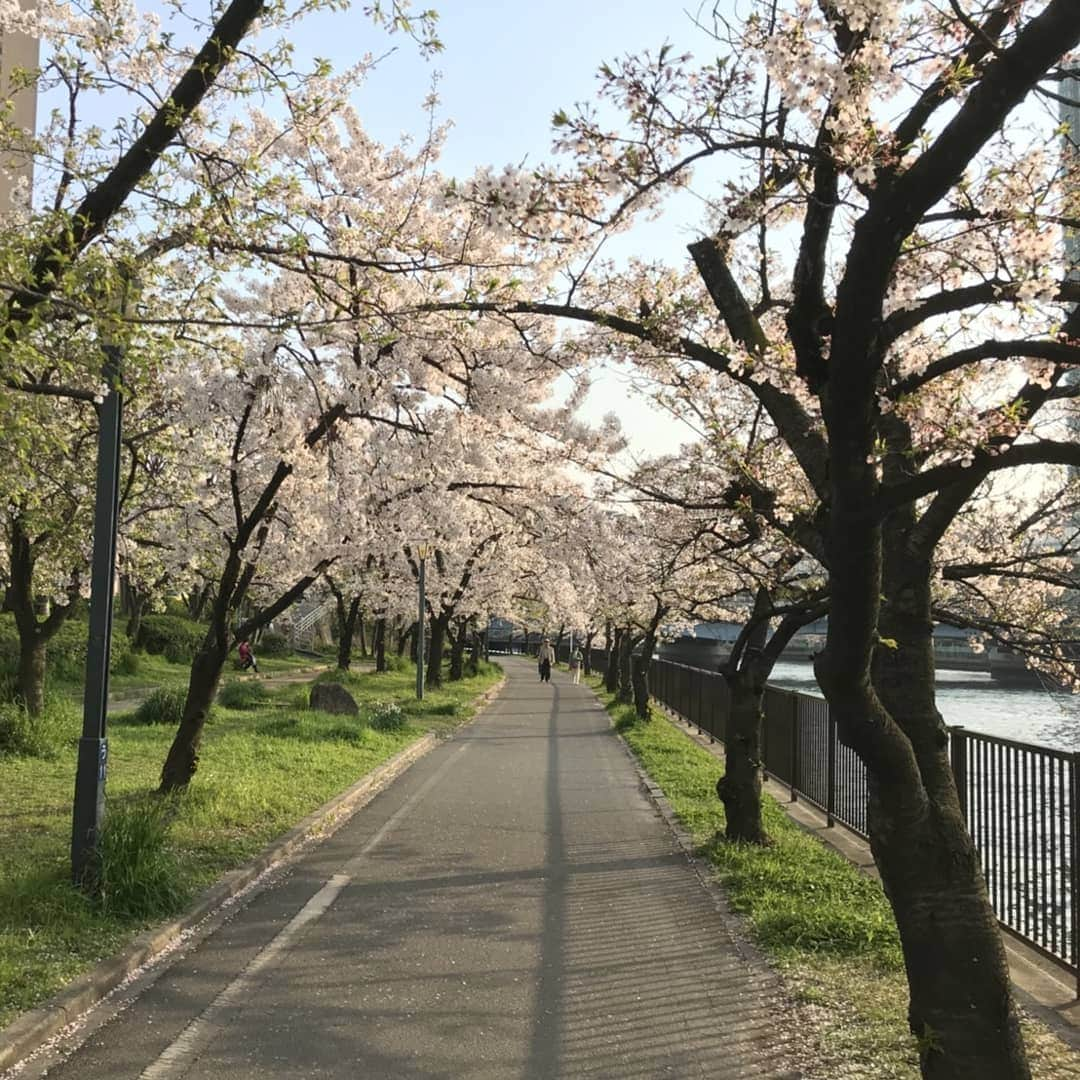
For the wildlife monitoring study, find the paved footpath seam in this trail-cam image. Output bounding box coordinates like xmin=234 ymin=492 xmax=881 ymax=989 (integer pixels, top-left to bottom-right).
xmin=7 ymin=661 xmax=807 ymax=1079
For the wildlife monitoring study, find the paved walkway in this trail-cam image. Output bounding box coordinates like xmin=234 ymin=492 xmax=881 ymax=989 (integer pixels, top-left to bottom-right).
xmin=40 ymin=659 xmax=802 ymax=1079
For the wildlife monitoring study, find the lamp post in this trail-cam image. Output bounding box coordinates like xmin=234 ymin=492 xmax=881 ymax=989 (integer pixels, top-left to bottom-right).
xmin=414 ymin=542 xmax=432 ymax=699
xmin=71 ymin=295 xmax=126 ymax=885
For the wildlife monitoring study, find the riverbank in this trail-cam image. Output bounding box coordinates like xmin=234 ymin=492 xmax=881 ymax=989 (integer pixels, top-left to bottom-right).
xmin=0 ymin=662 xmax=502 ymax=1031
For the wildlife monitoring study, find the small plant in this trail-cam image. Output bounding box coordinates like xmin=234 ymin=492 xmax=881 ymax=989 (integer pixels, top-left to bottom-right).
xmin=134 ymin=614 xmax=205 ymax=664
xmin=426 ymin=701 xmax=459 ymax=717
xmin=0 ymin=697 xmax=78 ymax=758
xmin=90 ymin=796 xmax=189 ymax=919
xmin=384 ymin=653 xmax=410 ymax=673
xmin=113 ymin=649 xmax=141 ymax=676
xmin=132 ymin=687 xmax=189 ymax=726
xmin=257 ymin=632 xmax=289 ymax=657
xmin=327 ymin=723 xmax=366 ymax=744
xmin=217 ymin=680 xmax=268 ymax=710
xmin=369 ymin=700 xmax=406 ymax=732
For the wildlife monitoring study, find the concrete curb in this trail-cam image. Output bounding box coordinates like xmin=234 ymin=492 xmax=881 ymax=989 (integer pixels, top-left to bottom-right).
xmin=0 ymin=671 xmax=507 ymax=1074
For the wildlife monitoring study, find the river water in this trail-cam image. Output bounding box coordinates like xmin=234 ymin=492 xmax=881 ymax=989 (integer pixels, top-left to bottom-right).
xmin=768 ymin=658 xmax=1080 ymax=753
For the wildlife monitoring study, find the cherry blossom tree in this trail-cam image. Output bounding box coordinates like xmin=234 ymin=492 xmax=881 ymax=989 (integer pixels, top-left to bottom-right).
xmin=421 ymin=4 xmax=1080 ymax=1074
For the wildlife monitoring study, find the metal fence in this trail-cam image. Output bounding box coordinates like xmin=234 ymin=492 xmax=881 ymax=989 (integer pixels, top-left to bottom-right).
xmin=648 ymin=657 xmax=1079 ymax=990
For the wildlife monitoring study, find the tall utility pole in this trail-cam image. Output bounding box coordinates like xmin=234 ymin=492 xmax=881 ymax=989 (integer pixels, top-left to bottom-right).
xmin=71 ymin=307 xmax=125 ymax=884
xmin=0 ymin=1 xmax=39 ymax=207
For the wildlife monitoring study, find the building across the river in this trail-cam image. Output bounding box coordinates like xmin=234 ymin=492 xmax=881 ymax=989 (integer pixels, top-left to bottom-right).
xmin=658 ymin=621 xmax=1008 ymax=677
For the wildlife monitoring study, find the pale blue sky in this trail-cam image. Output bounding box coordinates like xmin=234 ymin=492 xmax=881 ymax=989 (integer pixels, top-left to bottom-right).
xmin=300 ymin=1 xmax=714 ymax=459
xmin=320 ymin=3 xmax=706 ymax=182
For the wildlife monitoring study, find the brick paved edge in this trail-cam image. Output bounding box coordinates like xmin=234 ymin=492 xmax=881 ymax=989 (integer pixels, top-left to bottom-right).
xmin=0 ymin=672 xmax=507 ymax=1073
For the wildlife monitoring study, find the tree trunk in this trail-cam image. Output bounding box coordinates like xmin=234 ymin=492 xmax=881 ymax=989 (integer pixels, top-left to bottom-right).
xmin=818 ymin=393 xmax=1030 ymax=1076
xmin=187 ymin=582 xmax=211 ymax=622
xmin=867 ymin=537 xmax=1028 ymax=1078
xmin=397 ymin=621 xmax=411 ymax=657
xmin=605 ymin=627 xmax=621 ymax=694
xmin=449 ymin=619 xmax=467 ymax=681
xmin=357 ymin=613 xmax=367 ymax=658
xmin=631 ymin=628 xmax=656 ymax=720
xmin=583 ymin=631 xmax=596 ymax=675
xmin=716 ymin=670 xmax=769 ymax=845
xmin=374 ymin=617 xmax=387 ymax=673
xmin=336 ymin=595 xmax=361 ymax=671
xmin=468 ymin=630 xmax=482 ymax=675
xmin=126 ymin=591 xmax=147 ymax=643
xmin=426 ymin=613 xmax=449 ymax=689
xmin=616 ymin=630 xmax=634 ymax=704
xmin=16 ymin=633 xmax=47 ymax=716
xmin=159 ymin=640 xmax=227 ymax=791
xmin=5 ymin=519 xmax=77 ymax=715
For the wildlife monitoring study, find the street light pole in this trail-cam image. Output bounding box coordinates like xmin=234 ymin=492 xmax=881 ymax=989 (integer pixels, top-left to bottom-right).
xmin=71 ymin=335 xmax=124 ymax=885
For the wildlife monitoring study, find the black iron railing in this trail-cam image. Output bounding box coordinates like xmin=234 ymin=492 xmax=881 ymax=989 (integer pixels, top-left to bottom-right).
xmin=647 ymin=657 xmax=1079 ymax=990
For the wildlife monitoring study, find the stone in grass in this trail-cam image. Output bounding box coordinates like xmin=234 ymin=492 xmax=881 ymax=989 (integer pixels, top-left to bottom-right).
xmin=309 ymin=682 xmax=359 ymax=716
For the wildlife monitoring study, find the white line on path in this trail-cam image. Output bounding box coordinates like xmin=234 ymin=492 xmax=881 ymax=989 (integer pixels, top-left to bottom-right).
xmin=140 ymin=744 xmax=469 ymax=1080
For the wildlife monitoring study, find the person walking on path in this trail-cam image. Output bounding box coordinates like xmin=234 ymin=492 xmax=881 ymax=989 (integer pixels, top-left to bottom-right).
xmin=569 ymin=645 xmax=583 ymax=685
xmin=537 ymin=638 xmax=555 ymax=683
xmin=237 ymin=639 xmax=258 ymax=673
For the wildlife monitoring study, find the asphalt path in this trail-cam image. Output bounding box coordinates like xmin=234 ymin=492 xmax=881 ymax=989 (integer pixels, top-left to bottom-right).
xmin=37 ymin=658 xmax=802 ymax=1079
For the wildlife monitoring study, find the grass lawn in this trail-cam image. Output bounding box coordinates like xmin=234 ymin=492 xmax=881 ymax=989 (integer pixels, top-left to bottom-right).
xmin=591 ymin=678 xmax=1079 ymax=1080
xmin=0 ymin=660 xmax=502 ymax=1030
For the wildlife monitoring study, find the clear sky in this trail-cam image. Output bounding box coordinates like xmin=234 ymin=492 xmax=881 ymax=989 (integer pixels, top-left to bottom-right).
xmin=329 ymin=3 xmax=705 ymax=185
xmin=290 ymin=2 xmax=717 ymax=462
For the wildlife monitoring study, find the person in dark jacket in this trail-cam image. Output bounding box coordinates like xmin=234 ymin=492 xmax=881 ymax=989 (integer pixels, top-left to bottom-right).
xmin=537 ymin=639 xmax=555 ymax=683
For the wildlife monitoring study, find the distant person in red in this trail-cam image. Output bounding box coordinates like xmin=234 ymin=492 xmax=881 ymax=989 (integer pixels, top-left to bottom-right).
xmin=237 ymin=639 xmax=258 ymax=673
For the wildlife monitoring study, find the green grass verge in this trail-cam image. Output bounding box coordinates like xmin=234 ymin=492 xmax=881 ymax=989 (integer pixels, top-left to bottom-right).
xmin=0 ymin=661 xmax=502 ymax=1030
xmin=592 ymin=678 xmax=1079 ymax=1080
xmin=104 ymin=650 xmax=327 ymax=700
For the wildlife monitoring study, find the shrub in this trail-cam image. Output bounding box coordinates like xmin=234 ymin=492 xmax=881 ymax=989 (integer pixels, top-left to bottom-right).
xmin=134 ymin=614 xmax=205 ymax=663
xmin=217 ymin=680 xmax=268 ymax=710
xmin=0 ymin=613 xmax=138 ymax=699
xmin=132 ymin=687 xmax=189 ymax=726
xmin=327 ymin=723 xmax=366 ymax=744
xmin=383 ymin=653 xmax=410 ymax=673
xmin=113 ymin=648 xmax=141 ymax=676
xmin=0 ymin=696 xmax=79 ymax=758
xmin=369 ymin=700 xmax=406 ymax=732
xmin=91 ymin=796 xmax=189 ymax=919
xmin=257 ymin=632 xmax=289 ymax=657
